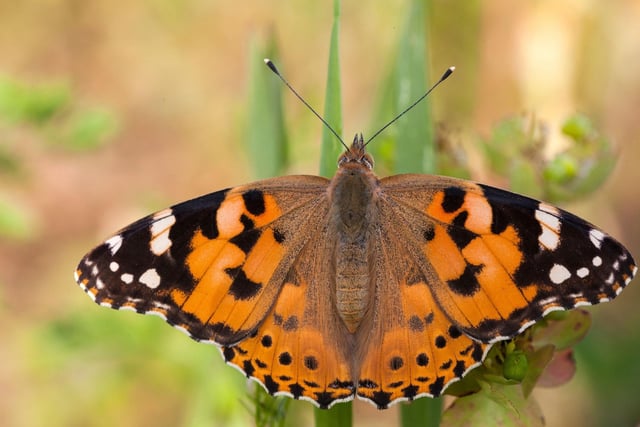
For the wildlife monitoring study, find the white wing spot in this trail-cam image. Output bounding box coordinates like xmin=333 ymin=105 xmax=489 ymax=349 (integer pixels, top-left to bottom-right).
xmin=109 ymin=261 xmax=119 ymax=272
xmin=549 ymin=264 xmax=571 ymax=284
xmin=96 ymin=278 xmax=105 ymax=290
xmin=105 ymin=235 xmax=123 ymax=255
xmin=574 ymin=301 xmax=592 ymax=308
xmin=121 ymin=273 xmax=134 ymax=284
xmin=539 ymin=203 xmax=560 ymax=215
xmin=613 ymin=260 xmax=620 ymax=271
xmin=576 ymin=267 xmax=589 ymax=278
xmin=592 ymin=256 xmax=603 ymax=267
xmin=152 ymin=301 xmax=171 ymax=310
xmin=139 ymin=268 xmax=161 ymax=289
xmin=535 ymin=208 xmax=561 ymax=250
xmin=538 ymin=296 xmax=559 ymax=306
xmin=538 ymin=227 xmax=560 ymax=250
xmin=589 ymin=229 xmax=605 ymax=249
xmin=605 ymin=272 xmax=615 ymax=285
xmin=150 ymin=212 xmax=176 ymax=256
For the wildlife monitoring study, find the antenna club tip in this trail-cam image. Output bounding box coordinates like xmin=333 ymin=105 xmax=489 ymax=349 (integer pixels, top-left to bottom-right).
xmin=440 ymin=66 xmax=455 ymax=81
xmin=449 ymin=66 xmax=455 ymax=72
xmin=264 ymin=58 xmax=278 ymax=74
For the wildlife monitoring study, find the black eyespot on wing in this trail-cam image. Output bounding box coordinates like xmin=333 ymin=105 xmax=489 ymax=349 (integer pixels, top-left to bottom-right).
xmin=442 ymin=187 xmax=466 ymax=213
xmin=242 ymin=189 xmax=266 ymax=216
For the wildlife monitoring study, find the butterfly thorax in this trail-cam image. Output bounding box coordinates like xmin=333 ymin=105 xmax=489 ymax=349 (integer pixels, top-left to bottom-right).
xmin=330 ymin=135 xmax=378 ymax=333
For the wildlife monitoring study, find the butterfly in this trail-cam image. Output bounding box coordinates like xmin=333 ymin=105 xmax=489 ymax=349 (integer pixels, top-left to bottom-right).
xmin=75 ymin=131 xmax=636 ymax=409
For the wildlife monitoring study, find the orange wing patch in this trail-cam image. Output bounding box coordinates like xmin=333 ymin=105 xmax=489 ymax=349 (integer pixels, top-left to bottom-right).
xmin=357 ymin=266 xmax=487 ymax=408
xmin=224 ymin=258 xmax=355 ymax=408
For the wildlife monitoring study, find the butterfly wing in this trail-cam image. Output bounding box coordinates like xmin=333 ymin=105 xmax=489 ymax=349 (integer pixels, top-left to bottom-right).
xmin=355 ymin=216 xmax=488 ymax=408
xmin=75 ymin=175 xmax=331 ymax=346
xmin=222 ymin=225 xmax=355 ymax=408
xmin=356 ymin=174 xmax=636 ymax=408
xmin=380 ymin=174 xmax=637 ymax=343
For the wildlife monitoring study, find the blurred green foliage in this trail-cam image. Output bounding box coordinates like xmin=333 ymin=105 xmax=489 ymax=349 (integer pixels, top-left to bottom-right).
xmin=480 ymin=113 xmax=616 ymax=202
xmin=0 ymin=77 xmax=70 ymax=124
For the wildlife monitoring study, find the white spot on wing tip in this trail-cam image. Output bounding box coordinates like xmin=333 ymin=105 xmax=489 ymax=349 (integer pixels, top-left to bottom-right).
xmin=120 ymin=273 xmax=134 ymax=284
xmin=150 ymin=213 xmax=176 ymax=256
xmin=109 ymin=261 xmax=119 ymax=272
xmin=592 ymin=256 xmax=603 ymax=267
xmin=589 ymin=229 xmax=605 ymax=249
xmin=535 ymin=208 xmax=561 ymax=250
xmin=151 ymin=235 xmax=173 ymax=256
xmin=539 ymin=203 xmax=560 ymax=215
xmin=105 ymin=235 xmax=123 ymax=255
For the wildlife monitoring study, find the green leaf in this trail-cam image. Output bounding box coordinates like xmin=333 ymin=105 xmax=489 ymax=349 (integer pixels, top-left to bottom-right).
xmin=441 ymin=381 xmax=544 ymax=427
xmin=314 ymin=402 xmax=352 ymax=427
xmin=246 ymin=35 xmax=288 ymax=179
xmin=393 ymin=0 xmax=432 ymax=175
xmin=319 ymin=0 xmax=344 ymax=178
xmin=529 ymin=310 xmax=592 ymax=352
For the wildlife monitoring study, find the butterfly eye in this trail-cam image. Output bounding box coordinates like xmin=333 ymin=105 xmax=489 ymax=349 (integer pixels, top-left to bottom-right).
xmin=361 ymin=153 xmax=374 ymax=169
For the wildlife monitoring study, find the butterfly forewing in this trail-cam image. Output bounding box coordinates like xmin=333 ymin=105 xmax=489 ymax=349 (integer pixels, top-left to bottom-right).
xmin=76 ymin=175 xmax=330 ymax=345
xmin=381 ymin=174 xmax=636 ymax=343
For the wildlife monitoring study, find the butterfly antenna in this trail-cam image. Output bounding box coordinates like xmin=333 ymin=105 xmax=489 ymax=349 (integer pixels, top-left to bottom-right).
xmin=364 ymin=66 xmax=455 ymax=146
xmin=264 ymin=58 xmax=349 ymax=151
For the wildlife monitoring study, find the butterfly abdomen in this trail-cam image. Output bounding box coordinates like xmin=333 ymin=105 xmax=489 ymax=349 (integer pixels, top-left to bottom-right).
xmin=330 ymin=162 xmax=379 ymax=333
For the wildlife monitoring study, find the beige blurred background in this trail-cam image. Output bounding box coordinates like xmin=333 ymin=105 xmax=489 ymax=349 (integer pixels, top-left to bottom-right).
xmin=1 ymin=1 xmax=639 ymax=426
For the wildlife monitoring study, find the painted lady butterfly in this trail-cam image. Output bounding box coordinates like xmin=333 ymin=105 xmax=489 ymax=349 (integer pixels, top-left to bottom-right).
xmin=75 ymin=66 xmax=636 ymax=409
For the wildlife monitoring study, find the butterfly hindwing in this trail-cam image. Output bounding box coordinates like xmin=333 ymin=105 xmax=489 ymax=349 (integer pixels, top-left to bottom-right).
xmin=355 ymin=213 xmax=488 ymax=408
xmin=223 ymin=227 xmax=355 ymax=408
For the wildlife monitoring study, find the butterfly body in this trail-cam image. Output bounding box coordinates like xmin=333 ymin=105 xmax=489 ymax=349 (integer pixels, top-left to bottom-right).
xmin=76 ymin=134 xmax=636 ymax=409
xmin=330 ymin=135 xmax=378 ymax=332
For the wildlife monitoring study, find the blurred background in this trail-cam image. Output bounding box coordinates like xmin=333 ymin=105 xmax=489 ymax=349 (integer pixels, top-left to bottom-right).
xmin=1 ymin=1 xmax=639 ymax=426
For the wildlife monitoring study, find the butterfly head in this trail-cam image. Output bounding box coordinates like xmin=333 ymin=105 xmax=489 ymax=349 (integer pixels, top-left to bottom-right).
xmin=338 ymin=133 xmax=374 ymax=170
